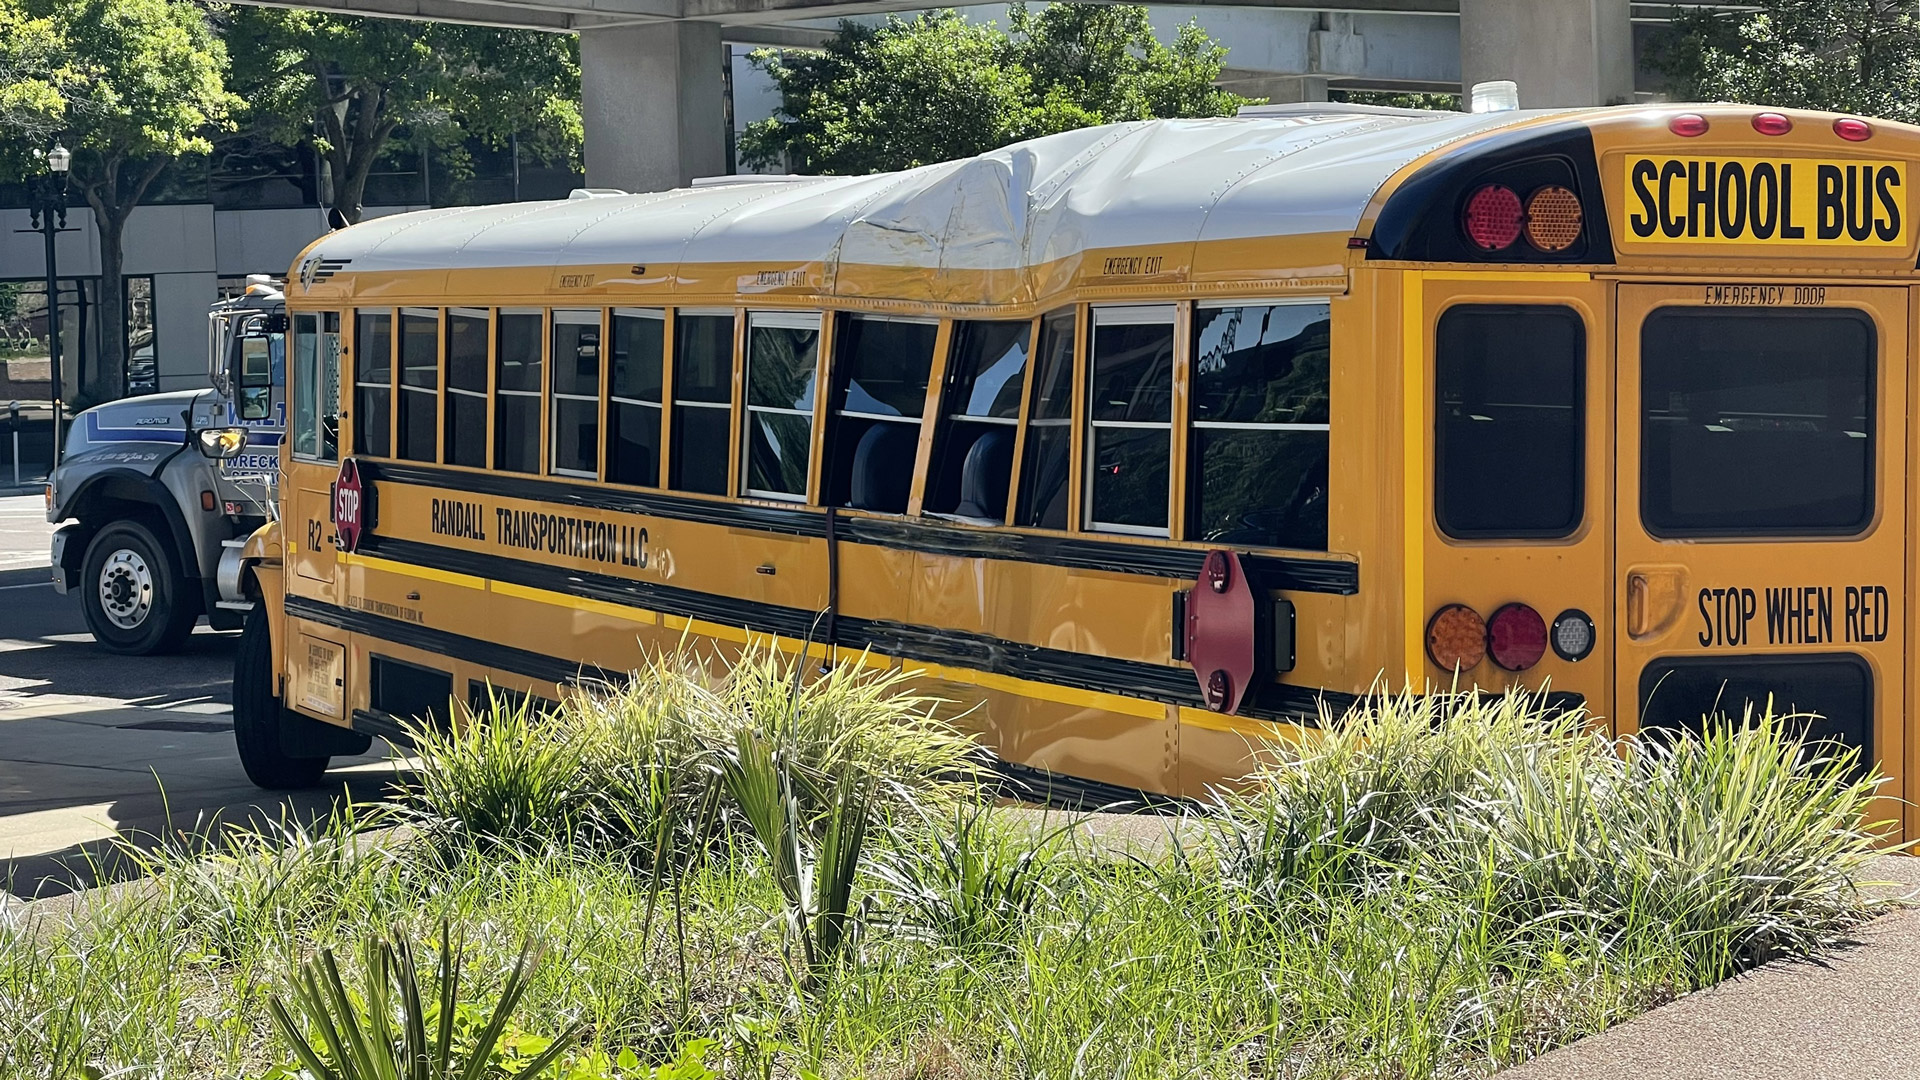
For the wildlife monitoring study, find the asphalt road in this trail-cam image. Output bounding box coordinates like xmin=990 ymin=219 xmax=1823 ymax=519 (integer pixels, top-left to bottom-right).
xmin=0 ymin=495 xmax=397 ymax=901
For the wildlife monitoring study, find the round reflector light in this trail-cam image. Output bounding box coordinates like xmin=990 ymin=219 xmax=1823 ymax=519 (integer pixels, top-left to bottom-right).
xmin=1752 ymin=111 xmax=1793 ymax=136
xmin=1834 ymin=117 xmax=1873 ymax=142
xmin=1669 ymin=113 xmax=1709 ymax=137
xmin=1426 ymin=604 xmax=1488 ymax=672
xmin=1462 ymin=184 xmax=1523 ymax=251
xmin=1524 ymin=185 xmax=1584 ymax=252
xmin=1487 ymin=603 xmax=1548 ymax=672
xmin=1550 ymin=609 xmax=1596 ymax=663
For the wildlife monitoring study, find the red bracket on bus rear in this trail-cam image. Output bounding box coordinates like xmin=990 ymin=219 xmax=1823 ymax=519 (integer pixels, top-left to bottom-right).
xmin=1183 ymin=549 xmax=1257 ymax=714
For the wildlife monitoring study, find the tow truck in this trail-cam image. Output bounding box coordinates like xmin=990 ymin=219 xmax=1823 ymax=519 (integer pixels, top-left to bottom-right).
xmin=45 ymin=277 xmax=284 ymax=654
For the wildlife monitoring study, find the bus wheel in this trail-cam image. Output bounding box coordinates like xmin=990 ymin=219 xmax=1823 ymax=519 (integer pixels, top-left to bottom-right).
xmin=233 ymin=605 xmax=330 ymax=790
xmin=80 ymin=521 xmax=198 ymax=656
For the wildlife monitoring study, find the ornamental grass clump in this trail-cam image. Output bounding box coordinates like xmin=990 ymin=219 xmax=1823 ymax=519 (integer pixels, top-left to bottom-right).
xmin=1219 ymin=688 xmax=1891 ymax=986
xmin=401 ymin=643 xmax=977 ymax=859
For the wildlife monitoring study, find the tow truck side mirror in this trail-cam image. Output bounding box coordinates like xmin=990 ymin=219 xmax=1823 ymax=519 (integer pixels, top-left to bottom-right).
xmin=198 ymin=427 xmax=249 ymax=460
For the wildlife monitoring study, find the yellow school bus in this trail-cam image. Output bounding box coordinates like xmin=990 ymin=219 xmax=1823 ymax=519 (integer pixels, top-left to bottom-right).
xmin=227 ymin=101 xmax=1915 ymax=836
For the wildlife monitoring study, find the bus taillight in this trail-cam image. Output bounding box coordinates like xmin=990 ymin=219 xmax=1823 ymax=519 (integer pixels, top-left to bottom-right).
xmin=1426 ymin=604 xmax=1488 ymax=671
xmin=1462 ymin=184 xmax=1523 ymax=251
xmin=1487 ymin=603 xmax=1548 ymax=671
xmin=1524 ymin=186 xmax=1584 ymax=253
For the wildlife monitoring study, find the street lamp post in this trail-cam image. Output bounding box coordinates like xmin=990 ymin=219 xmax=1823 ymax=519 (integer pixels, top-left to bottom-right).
xmin=26 ymin=142 xmax=71 ymax=469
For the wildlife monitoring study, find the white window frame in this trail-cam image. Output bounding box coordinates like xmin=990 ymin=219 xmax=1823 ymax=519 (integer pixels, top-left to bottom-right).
xmin=549 ymin=308 xmax=602 ymax=479
xmin=1084 ymin=304 xmax=1177 ymax=537
xmin=742 ymin=310 xmax=821 ymax=501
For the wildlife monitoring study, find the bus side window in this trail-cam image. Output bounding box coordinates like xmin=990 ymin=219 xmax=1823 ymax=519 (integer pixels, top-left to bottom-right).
xmin=550 ymin=310 xmax=602 ymax=479
xmin=608 ymin=308 xmax=666 ymax=487
xmin=828 ymin=314 xmax=937 ymax=513
xmin=396 ymin=308 xmax=440 ymax=463
xmin=444 ymin=308 xmax=489 ymax=468
xmin=924 ymin=319 xmax=1030 ymax=523
xmin=291 ymin=313 xmax=321 ymax=459
xmin=1014 ymin=310 xmax=1077 ymax=530
xmin=318 ymin=312 xmax=340 ymax=460
xmin=1084 ymin=305 xmax=1176 ymax=536
xmin=1434 ymin=305 xmax=1584 ymax=538
xmin=742 ymin=311 xmax=821 ymax=501
xmin=670 ymin=310 xmax=735 ymax=496
xmin=1189 ymin=302 xmax=1330 ymax=550
xmin=353 ymin=309 xmax=393 ymax=457
xmin=495 ymin=310 xmax=543 ymax=473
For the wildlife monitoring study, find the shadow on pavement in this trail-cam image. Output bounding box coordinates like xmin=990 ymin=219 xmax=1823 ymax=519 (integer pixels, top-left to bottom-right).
xmin=1 ymin=756 xmax=412 ymax=902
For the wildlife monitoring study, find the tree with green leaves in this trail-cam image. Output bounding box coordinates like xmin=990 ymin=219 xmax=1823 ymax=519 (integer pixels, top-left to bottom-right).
xmin=2 ymin=0 xmax=236 ymax=404
xmin=740 ymin=4 xmax=1255 ymax=175
xmin=0 ymin=3 xmax=71 ymax=152
xmin=220 ymin=8 xmax=582 ymax=224
xmin=1650 ymin=0 xmax=1920 ymax=121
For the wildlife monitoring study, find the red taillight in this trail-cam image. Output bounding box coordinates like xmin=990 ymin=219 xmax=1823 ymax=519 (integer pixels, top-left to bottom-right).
xmin=1426 ymin=604 xmax=1488 ymax=672
xmin=1669 ymin=113 xmax=1709 ymax=137
xmin=1462 ymin=184 xmax=1523 ymax=251
xmin=1487 ymin=603 xmax=1548 ymax=672
xmin=1524 ymin=185 xmax=1584 ymax=252
xmin=1752 ymin=112 xmax=1793 ymax=136
xmin=1835 ymin=117 xmax=1873 ymax=142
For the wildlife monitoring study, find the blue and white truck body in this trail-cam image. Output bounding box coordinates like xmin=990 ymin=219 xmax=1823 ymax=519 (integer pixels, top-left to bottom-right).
xmin=45 ymin=278 xmax=284 ymax=654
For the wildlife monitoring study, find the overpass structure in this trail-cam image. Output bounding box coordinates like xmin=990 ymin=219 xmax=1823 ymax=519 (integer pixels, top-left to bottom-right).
xmin=235 ymin=0 xmax=1720 ymax=193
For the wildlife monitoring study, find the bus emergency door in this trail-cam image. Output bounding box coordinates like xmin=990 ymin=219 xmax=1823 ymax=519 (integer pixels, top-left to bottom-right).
xmin=1614 ymin=283 xmax=1906 ymax=834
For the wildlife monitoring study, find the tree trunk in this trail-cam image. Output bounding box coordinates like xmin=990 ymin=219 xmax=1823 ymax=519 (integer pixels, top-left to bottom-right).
xmin=318 ymin=79 xmax=399 ymax=225
xmin=94 ymin=212 xmax=127 ymax=403
xmin=80 ymin=155 xmax=166 ymax=404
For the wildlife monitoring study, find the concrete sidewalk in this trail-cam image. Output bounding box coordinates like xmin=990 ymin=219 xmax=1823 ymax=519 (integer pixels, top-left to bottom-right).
xmin=0 ymin=492 xmax=53 ymax=576
xmin=1506 ymin=856 xmax=1920 ymax=1080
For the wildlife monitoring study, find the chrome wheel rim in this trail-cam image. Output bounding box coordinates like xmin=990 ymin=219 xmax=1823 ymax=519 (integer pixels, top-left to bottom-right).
xmin=98 ymin=548 xmax=154 ymax=631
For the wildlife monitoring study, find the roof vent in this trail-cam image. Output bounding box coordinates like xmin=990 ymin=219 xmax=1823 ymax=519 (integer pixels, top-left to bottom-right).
xmin=1470 ymin=80 xmax=1521 ymax=113
xmin=568 ymin=188 xmax=628 ymax=199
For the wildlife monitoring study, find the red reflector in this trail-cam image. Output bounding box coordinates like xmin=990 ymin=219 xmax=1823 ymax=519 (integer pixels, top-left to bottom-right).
xmin=200 ymin=490 xmax=216 ymax=512
xmin=1752 ymin=112 xmax=1793 ymax=136
xmin=1426 ymin=604 xmax=1488 ymax=672
xmin=1462 ymin=184 xmax=1523 ymax=252
xmin=1669 ymin=113 xmax=1709 ymax=137
xmin=1834 ymin=117 xmax=1873 ymax=142
xmin=1487 ymin=603 xmax=1548 ymax=672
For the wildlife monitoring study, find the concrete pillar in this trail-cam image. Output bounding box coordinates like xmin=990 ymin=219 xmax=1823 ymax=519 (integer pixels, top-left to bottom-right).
xmin=579 ymin=21 xmax=728 ymax=193
xmin=1460 ymin=0 xmax=1633 ymax=108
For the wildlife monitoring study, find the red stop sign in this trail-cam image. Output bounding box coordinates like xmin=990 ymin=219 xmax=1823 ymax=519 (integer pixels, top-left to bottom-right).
xmin=332 ymin=458 xmax=375 ymax=553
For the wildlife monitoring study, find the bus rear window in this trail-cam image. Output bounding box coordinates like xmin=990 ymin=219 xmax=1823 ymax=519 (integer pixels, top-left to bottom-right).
xmin=1434 ymin=306 xmax=1584 ymax=539
xmin=1640 ymin=309 xmax=1873 ymax=536
xmin=1638 ymin=654 xmax=1872 ymax=779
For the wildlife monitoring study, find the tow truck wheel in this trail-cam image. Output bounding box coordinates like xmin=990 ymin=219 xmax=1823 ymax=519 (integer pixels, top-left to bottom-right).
xmin=80 ymin=522 xmax=198 ymax=656
xmin=233 ymin=605 xmax=330 ymax=790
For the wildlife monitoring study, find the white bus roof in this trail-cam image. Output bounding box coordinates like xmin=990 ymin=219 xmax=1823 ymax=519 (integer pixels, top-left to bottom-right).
xmin=301 ymin=108 xmax=1562 ymax=279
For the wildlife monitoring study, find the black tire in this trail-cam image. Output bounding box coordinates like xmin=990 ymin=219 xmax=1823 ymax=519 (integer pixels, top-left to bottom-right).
xmin=80 ymin=521 xmax=199 ymax=656
xmin=233 ymin=605 xmax=330 ymax=790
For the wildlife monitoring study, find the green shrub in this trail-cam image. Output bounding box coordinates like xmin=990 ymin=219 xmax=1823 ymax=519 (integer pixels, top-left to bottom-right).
xmin=1219 ymin=689 xmax=1890 ymax=984
xmin=873 ymin=805 xmax=1062 ymax=949
xmin=401 ymin=644 xmax=978 ymax=858
xmin=267 ymin=920 xmax=582 ymax=1080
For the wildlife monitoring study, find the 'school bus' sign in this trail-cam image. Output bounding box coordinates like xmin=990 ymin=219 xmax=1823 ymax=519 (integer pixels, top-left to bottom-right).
xmin=1620 ymin=156 xmax=1908 ymax=247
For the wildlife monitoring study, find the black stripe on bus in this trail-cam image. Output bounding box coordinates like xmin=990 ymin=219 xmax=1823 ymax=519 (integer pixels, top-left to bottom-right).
xmin=356 ymin=460 xmax=1359 ymax=595
xmin=305 ymin=539 xmax=1353 ymax=724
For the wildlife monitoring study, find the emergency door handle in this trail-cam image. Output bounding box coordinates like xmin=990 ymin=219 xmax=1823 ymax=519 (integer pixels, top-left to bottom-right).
xmin=1626 ymin=572 xmax=1651 ymax=638
xmin=1625 ymin=566 xmax=1687 ymax=642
